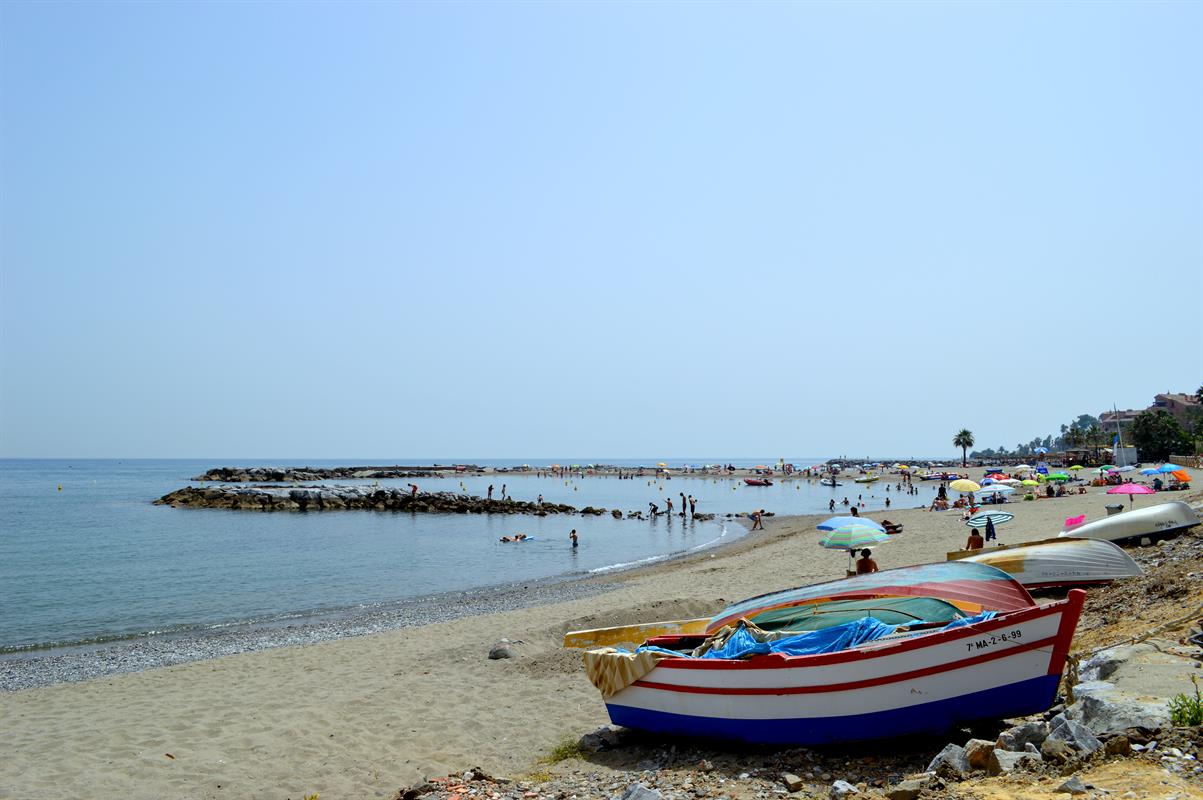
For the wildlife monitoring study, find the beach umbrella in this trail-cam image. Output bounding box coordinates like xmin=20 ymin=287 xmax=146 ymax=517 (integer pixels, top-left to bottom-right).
xmin=981 ymin=477 xmax=997 ymax=485
xmin=657 ymin=462 xmax=667 ymax=467
xmin=1158 ymin=464 xmax=1182 ymax=474
xmin=1034 ymin=447 xmax=1049 ymax=454
xmin=1172 ymin=470 xmax=1192 ymax=483
xmin=979 ymin=484 xmax=1015 ymax=494
xmin=966 ymin=510 xmax=1014 ymax=527
xmin=997 ymin=478 xmax=1023 ymax=486
xmin=1116 ymin=465 xmax=1135 ymax=473
xmin=817 ymin=515 xmax=885 ymax=533
xmin=819 ymin=523 xmax=890 ymax=571
xmin=1141 ymin=468 xmax=1160 ymax=476
xmin=949 ymin=479 xmax=981 ymax=493
xmin=1107 ymin=483 xmax=1156 ymax=507
xmin=1069 ymin=465 xmax=1084 ymax=471
xmin=1046 ymin=473 xmax=1071 ymax=481
xmin=1014 ymin=464 xmax=1032 ymax=471
xmin=1021 ymin=479 xmax=1039 ymax=486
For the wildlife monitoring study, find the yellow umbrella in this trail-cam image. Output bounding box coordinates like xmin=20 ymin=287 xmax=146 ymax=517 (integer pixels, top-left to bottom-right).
xmin=949 ymin=479 xmax=981 ymax=493
xmin=657 ymin=462 xmax=667 ymax=467
xmin=1069 ymin=465 xmax=1084 ymax=471
xmin=1022 ymin=479 xmax=1039 ymax=486
xmin=897 ymin=464 xmax=910 ymax=470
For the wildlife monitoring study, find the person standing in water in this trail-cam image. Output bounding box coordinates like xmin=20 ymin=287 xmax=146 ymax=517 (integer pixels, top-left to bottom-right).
xmin=569 ymin=529 xmax=578 ymax=548
xmin=679 ymin=492 xmax=687 ymax=517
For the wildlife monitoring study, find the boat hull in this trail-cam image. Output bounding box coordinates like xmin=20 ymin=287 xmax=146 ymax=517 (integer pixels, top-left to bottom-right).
xmin=1057 ymin=501 xmax=1199 ymax=544
xmin=947 ymin=537 xmax=1143 ymax=589
xmin=602 ymin=592 xmax=1082 ymax=746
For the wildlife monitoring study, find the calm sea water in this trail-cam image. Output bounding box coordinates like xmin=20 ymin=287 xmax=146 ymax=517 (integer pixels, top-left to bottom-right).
xmin=0 ymin=458 xmax=942 ymax=652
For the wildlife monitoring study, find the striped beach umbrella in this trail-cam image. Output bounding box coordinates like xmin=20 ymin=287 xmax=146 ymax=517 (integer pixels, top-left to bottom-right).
xmin=965 ymin=510 xmax=1014 ymax=528
xmin=817 ymin=516 xmax=886 ymax=533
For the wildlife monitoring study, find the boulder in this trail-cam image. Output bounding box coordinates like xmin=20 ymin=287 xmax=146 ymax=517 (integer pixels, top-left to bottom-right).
xmin=1040 ymin=738 xmax=1076 ymax=765
xmin=829 ymin=779 xmax=860 ymax=799
xmin=1047 ymin=715 xmax=1102 ymax=756
xmin=996 ymin=720 xmax=1049 ymax=752
xmin=885 ymin=776 xmax=934 ymax=800
xmin=987 ymin=749 xmax=1040 ymax=776
xmin=781 ymin=773 xmax=804 ymax=793
xmin=1064 ymin=680 xmax=1171 ymax=736
xmin=963 ymin=738 xmax=996 ymax=770
xmin=578 ymin=725 xmax=624 ymax=752
xmin=1056 ymin=776 xmax=1089 ymax=795
xmin=487 ymin=640 xmax=519 ymax=660
xmin=926 ymin=743 xmax=969 ymax=778
xmin=619 ymin=783 xmax=662 ymax=800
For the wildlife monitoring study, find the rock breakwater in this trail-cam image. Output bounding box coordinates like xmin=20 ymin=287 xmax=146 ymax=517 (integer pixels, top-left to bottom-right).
xmin=193 ymin=466 xmax=479 ymax=482
xmin=155 ymin=486 xmax=580 ymax=514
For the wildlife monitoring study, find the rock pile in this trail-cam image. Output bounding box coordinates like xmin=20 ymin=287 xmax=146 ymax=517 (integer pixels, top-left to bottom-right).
xmin=155 ymin=486 xmax=580 ymax=514
xmin=192 ymin=466 xmax=473 ymax=482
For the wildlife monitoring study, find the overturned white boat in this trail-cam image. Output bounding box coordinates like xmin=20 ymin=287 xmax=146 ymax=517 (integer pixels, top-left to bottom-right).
xmin=1057 ymin=501 xmax=1200 ymax=545
xmin=947 ymin=537 xmax=1142 ymax=589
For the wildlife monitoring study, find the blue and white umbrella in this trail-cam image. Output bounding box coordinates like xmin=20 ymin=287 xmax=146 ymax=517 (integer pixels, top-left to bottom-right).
xmin=817 ymin=516 xmax=885 ymax=533
xmin=1159 ymin=463 xmax=1183 ymax=473
xmin=978 ymin=484 xmax=1015 ymax=495
xmin=966 ymin=510 xmax=1014 ymax=528
xmin=1034 ymin=447 xmax=1049 ymax=454
xmin=1141 ymin=468 xmax=1160 ymax=475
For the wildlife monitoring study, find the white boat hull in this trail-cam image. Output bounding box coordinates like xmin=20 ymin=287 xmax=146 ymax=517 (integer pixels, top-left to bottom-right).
xmin=1057 ymin=501 xmax=1199 ymax=544
xmin=948 ymin=538 xmax=1142 ymax=588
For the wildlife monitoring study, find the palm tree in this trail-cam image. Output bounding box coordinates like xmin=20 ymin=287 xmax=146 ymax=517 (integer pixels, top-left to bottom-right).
xmin=953 ymin=429 xmax=975 ymax=467
xmin=1086 ymin=425 xmax=1104 ymax=462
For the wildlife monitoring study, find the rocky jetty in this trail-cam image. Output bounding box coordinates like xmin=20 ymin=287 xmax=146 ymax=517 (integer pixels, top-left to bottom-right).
xmin=155 ymin=486 xmax=581 ymax=514
xmin=192 ymin=465 xmax=479 ymax=482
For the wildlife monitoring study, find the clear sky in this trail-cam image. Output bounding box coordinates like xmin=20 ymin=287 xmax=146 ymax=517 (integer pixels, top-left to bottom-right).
xmin=1 ymin=1 xmax=1200 ymax=460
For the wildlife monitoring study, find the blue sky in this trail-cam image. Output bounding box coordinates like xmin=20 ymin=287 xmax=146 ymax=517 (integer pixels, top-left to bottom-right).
xmin=1 ymin=2 xmax=1200 ymax=459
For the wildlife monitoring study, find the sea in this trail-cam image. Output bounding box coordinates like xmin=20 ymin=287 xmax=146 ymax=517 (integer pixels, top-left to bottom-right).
xmin=0 ymin=458 xmax=946 ymax=654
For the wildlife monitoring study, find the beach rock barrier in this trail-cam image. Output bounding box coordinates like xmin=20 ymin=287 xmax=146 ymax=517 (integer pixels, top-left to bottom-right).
xmin=192 ymin=465 xmax=481 ymax=482
xmin=154 ymin=486 xmax=580 ymax=514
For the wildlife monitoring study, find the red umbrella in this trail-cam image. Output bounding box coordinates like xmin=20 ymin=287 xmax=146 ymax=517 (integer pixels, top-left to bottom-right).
xmin=1107 ymin=482 xmax=1156 ymax=507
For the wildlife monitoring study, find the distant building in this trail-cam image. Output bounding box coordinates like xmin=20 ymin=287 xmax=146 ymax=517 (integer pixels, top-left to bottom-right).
xmin=1099 ymin=408 xmax=1141 ymax=432
xmin=1151 ymin=392 xmax=1200 ymax=425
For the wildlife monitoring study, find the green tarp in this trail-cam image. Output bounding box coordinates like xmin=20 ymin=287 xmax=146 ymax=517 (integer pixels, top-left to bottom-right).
xmin=750 ymin=596 xmax=967 ymax=632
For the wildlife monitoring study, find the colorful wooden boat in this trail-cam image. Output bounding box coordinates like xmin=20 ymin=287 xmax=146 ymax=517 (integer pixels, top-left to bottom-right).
xmin=585 ymin=579 xmax=1085 ymax=745
xmin=563 ymin=618 xmax=709 ymax=649
xmin=743 ymin=478 xmax=773 ymax=486
xmin=1056 ymin=501 xmax=1199 ymax=544
xmin=946 ymin=537 xmax=1142 ymax=589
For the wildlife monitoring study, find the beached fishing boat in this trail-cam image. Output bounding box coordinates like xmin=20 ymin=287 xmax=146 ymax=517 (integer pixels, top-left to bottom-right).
xmin=946 ymin=538 xmax=1142 ymax=589
xmin=743 ymin=478 xmax=773 ymax=486
xmin=1056 ymin=501 xmax=1199 ymax=544
xmin=853 ymin=475 xmax=879 ymax=483
xmin=577 ymin=564 xmax=1084 ymax=745
xmin=820 ymin=478 xmax=841 ymax=487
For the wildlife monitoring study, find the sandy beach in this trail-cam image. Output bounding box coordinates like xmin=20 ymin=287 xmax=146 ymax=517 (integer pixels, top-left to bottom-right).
xmin=2 ymin=467 xmax=1200 ymax=800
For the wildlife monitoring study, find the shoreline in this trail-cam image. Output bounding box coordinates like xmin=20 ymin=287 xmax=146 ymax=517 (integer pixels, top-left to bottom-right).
xmin=0 ymin=515 xmax=761 ymax=692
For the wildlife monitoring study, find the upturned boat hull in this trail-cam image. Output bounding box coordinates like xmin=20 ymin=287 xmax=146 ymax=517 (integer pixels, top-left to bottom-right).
xmin=947 ymin=538 xmax=1142 ymax=588
xmin=1056 ymin=501 xmax=1199 ymax=544
xmin=602 ymin=591 xmax=1084 ymax=745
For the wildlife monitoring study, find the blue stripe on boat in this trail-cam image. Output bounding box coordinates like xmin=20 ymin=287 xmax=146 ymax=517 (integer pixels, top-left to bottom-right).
xmin=605 ymin=674 xmax=1061 ymax=745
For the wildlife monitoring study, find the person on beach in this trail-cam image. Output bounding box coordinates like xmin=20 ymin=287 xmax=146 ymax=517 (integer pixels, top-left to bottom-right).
xmin=680 ymin=492 xmax=687 ymax=517
xmin=751 ymin=509 xmax=765 ymax=530
xmin=688 ymin=495 xmax=697 ymax=515
xmin=856 ymin=549 xmax=878 ymax=574
xmin=537 ymin=494 xmax=543 ymax=505
xmin=649 ymin=502 xmax=659 ymax=516
xmin=488 ymin=485 xmax=494 ymax=500
xmin=501 ymin=484 xmax=507 ymax=500
xmin=569 ymin=529 xmax=578 ymax=548
xmin=842 ymin=497 xmax=850 ymax=506
xmin=966 ymin=529 xmax=985 ymax=550
xmin=409 ymin=483 xmax=419 ymax=497
xmin=829 ymin=499 xmax=836 ymax=512
xmin=665 ymin=497 xmax=674 ymax=515
xmin=984 ymin=517 xmax=997 ymax=542
xmin=885 ymin=497 xmax=891 ymax=508
xmin=850 ymin=506 xmax=860 ymax=517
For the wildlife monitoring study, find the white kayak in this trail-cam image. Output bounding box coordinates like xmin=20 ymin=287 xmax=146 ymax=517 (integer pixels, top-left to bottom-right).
xmin=1057 ymin=501 xmax=1200 ymax=545
xmin=947 ymin=537 xmax=1142 ymax=589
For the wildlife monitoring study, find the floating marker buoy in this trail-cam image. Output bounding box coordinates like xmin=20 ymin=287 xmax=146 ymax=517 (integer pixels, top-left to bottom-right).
xmin=57 ymin=484 xmax=62 ymax=491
